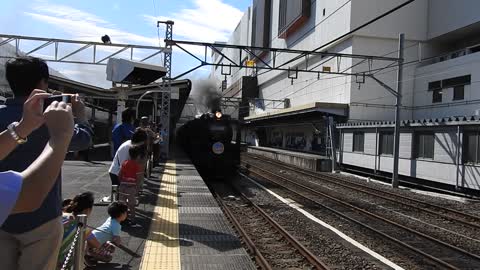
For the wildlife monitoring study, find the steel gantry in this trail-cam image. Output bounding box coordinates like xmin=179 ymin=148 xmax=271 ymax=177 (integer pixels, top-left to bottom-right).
xmin=158 ymin=20 xmax=174 ymax=158
xmin=165 ymin=39 xmax=400 ymax=81
xmin=0 ymin=29 xmax=405 ymax=186
xmin=0 ymin=34 xmax=170 ymax=65
xmin=165 ymin=36 xmax=405 ymax=188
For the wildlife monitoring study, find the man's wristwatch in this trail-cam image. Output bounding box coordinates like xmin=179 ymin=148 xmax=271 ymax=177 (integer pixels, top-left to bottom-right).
xmin=7 ymin=122 xmax=28 ymax=144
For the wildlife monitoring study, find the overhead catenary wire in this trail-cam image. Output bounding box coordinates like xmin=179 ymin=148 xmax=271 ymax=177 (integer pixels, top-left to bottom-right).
xmin=211 ymin=47 xmax=476 ymax=113
xmin=263 ymin=44 xmax=469 ymax=109
xmin=274 ymin=62 xmax=474 ymax=109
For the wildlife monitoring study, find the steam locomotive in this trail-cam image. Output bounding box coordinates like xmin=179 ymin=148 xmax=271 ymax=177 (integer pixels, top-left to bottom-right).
xmin=176 ymin=110 xmax=240 ymax=180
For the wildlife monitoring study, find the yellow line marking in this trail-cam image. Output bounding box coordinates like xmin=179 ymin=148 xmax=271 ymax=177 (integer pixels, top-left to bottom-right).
xmin=140 ymin=162 xmax=180 ymax=270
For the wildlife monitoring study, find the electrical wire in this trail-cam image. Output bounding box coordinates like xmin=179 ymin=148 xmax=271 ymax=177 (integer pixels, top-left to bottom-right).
xmin=263 ymin=44 xmax=469 ymax=108
xmin=256 ymin=0 xmax=417 ymax=77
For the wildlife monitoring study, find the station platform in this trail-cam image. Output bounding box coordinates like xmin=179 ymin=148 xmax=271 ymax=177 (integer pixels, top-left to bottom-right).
xmin=246 ymin=146 xmax=332 ymax=172
xmin=62 ymin=149 xmax=255 ymax=270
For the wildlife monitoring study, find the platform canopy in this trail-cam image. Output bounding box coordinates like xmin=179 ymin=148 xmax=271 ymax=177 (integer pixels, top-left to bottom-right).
xmin=244 ymin=102 xmax=348 ymax=124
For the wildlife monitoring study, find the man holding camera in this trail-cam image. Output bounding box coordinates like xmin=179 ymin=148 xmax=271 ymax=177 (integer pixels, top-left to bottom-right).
xmin=0 ymin=57 xmax=93 ymax=270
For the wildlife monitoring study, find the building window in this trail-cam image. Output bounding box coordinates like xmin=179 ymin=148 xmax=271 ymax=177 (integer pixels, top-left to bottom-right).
xmin=432 ymin=89 xmax=442 ymax=103
xmin=278 ymin=0 xmax=310 ymax=38
xmin=380 ymin=132 xmax=394 ymax=155
xmin=414 ymin=132 xmax=434 ymax=159
xmin=429 ymin=75 xmax=470 ymax=104
xmin=251 ymin=0 xmax=272 ymax=49
xmin=463 ymin=131 xmax=480 ymax=163
xmin=353 ymin=132 xmax=364 ymax=152
xmin=453 ymin=85 xmax=464 ymax=101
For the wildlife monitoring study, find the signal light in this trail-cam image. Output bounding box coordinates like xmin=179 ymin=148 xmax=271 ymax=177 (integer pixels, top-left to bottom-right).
xmin=215 ymin=111 xmax=222 ymax=119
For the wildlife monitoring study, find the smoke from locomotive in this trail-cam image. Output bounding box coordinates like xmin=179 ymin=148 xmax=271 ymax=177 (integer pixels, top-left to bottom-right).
xmin=190 ymin=79 xmax=222 ymax=114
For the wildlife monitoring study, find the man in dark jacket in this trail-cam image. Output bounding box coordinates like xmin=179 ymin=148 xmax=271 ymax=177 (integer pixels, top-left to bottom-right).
xmin=0 ymin=57 xmax=93 ymax=270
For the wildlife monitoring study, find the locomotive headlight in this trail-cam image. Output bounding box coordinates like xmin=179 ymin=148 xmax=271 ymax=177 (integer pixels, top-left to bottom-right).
xmin=215 ymin=111 xmax=222 ymax=119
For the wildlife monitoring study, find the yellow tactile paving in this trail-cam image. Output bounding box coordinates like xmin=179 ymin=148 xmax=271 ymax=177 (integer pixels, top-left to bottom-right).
xmin=140 ymin=162 xmax=180 ymax=270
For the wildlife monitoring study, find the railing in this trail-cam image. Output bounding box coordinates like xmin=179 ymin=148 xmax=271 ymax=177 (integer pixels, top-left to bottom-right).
xmin=60 ymin=214 xmax=88 ymax=270
xmin=422 ymin=43 xmax=480 ymax=66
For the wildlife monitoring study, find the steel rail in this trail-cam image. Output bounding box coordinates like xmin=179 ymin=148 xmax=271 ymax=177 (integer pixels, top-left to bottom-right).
xmin=216 ymin=194 xmax=272 ymax=270
xmin=244 ymin=154 xmax=480 ymax=229
xmin=238 ymin=192 xmax=330 ymax=270
xmin=244 ymin=163 xmax=480 ymax=269
xmin=215 ymin=190 xmax=329 ymax=270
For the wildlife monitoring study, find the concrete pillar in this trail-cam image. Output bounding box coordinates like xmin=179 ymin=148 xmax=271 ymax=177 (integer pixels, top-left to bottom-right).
xmin=116 ymin=89 xmax=127 ymax=125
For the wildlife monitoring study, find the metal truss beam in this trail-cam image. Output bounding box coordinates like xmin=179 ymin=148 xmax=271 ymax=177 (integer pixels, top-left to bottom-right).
xmin=166 ymin=39 xmax=399 ymax=62
xmin=0 ymin=34 xmax=170 ymax=65
xmin=166 ymin=39 xmax=400 ymax=80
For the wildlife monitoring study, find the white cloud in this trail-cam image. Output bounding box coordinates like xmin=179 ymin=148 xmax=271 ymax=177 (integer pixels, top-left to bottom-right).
xmin=25 ymin=2 xmax=158 ymax=46
xmin=31 ymin=3 xmax=109 ymax=25
xmin=22 ymin=0 xmax=245 ymax=84
xmin=142 ymin=0 xmax=243 ymax=43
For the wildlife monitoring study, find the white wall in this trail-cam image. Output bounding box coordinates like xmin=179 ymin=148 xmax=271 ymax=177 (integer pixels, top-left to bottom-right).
xmin=349 ymin=36 xmax=420 ymax=120
xmin=212 ymin=0 xmax=480 ymax=122
xmin=340 ymin=128 xmax=480 ymax=190
xmin=427 ymin=0 xmax=480 ymax=39
xmin=257 ymin=40 xmax=354 ymax=111
xmin=351 ymin=0 xmax=428 ymax=41
xmin=255 ymin=0 xmax=354 ymax=113
xmin=413 ymin=52 xmax=480 ymax=119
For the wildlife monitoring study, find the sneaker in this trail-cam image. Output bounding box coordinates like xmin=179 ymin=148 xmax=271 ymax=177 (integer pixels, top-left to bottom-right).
xmin=100 ymin=196 xmax=112 ymax=203
xmin=84 ymin=255 xmax=97 ymax=267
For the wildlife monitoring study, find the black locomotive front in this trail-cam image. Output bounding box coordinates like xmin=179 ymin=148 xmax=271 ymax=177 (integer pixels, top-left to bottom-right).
xmin=176 ymin=111 xmax=239 ymax=180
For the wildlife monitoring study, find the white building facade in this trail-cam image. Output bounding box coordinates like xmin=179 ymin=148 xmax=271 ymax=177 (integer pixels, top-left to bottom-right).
xmin=210 ymin=0 xmax=480 ymax=192
xmin=213 ymin=0 xmax=480 ymax=120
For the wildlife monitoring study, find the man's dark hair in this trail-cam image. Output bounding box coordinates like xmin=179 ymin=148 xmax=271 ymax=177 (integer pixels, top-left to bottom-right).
xmin=131 ymin=128 xmax=148 ymax=144
xmin=129 ymin=143 xmax=147 ymax=160
xmin=108 ymin=201 xmax=129 ymax=218
xmin=121 ymin=109 xmax=135 ymax=123
xmin=6 ymin=56 xmax=49 ymax=97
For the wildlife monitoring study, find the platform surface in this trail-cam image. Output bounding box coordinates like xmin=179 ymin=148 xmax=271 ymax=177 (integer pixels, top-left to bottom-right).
xmin=62 ymin=150 xmax=255 ymax=270
xmin=248 ymin=146 xmax=327 ymax=159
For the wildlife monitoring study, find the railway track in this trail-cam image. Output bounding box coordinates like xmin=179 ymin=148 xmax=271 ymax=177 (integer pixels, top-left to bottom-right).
xmin=242 ymin=162 xmax=480 ymax=269
xmin=243 ymin=153 xmax=480 ymax=230
xmin=213 ymin=183 xmax=329 ymax=270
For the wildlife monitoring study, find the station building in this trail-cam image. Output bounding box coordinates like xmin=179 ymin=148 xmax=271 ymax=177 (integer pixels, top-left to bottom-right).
xmin=210 ymin=0 xmax=480 ymax=192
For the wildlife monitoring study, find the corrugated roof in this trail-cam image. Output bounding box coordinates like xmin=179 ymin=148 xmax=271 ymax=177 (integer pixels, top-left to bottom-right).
xmin=336 ymin=116 xmax=480 ymax=129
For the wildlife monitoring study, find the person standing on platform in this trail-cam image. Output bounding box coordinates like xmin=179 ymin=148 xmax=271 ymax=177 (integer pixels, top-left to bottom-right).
xmin=111 ymin=109 xmax=135 ymax=154
xmin=0 ymin=56 xmax=93 ymax=270
xmin=0 ymin=91 xmax=74 ymax=226
xmin=103 ymin=128 xmax=147 ymax=203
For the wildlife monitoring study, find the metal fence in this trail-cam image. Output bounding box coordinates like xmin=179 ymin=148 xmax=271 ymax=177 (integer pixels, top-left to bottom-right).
xmin=60 ymin=214 xmax=88 ymax=270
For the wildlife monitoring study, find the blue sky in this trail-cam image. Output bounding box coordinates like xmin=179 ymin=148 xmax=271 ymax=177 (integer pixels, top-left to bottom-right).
xmin=0 ymin=0 xmax=251 ymax=88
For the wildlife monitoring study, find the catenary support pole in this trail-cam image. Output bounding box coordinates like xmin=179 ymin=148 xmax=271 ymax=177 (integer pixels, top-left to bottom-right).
xmin=392 ymin=33 xmax=404 ymax=188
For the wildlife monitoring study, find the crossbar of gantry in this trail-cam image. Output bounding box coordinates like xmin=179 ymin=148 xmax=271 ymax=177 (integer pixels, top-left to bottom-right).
xmin=166 ymin=39 xmax=400 ymax=80
xmin=0 ymin=34 xmax=170 ymax=65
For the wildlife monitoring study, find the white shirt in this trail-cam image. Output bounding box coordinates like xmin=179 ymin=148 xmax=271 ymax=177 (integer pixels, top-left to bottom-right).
xmin=0 ymin=171 xmax=23 ymax=226
xmin=109 ymin=140 xmax=132 ymax=175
